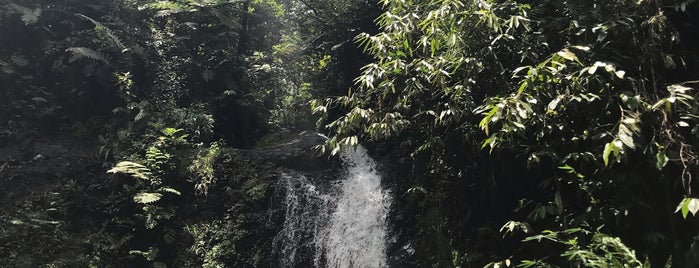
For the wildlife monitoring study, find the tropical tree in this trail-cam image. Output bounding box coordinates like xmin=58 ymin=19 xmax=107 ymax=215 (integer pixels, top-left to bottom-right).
xmin=317 ymin=0 xmax=699 ymax=266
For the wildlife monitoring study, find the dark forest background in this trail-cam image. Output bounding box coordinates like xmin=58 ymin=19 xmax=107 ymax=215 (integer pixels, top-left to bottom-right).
xmin=1 ymin=0 xmax=699 ymax=267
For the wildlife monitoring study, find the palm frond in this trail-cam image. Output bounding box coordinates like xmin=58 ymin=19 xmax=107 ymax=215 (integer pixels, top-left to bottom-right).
xmin=74 ymin=13 xmax=127 ymax=52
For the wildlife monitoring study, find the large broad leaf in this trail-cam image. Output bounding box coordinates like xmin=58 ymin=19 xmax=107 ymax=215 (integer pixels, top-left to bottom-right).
xmin=133 ymin=192 xmax=163 ymax=204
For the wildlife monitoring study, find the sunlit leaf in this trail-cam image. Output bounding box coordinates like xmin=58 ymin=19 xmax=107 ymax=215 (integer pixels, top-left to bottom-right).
xmin=603 ymin=142 xmax=613 ymax=166
xmin=676 ymin=198 xmax=699 ymax=219
xmin=107 ymin=161 xmax=152 ymax=180
xmin=556 ymin=49 xmax=578 ymax=62
xmin=618 ymin=133 xmax=634 ymax=149
xmin=615 ymin=70 xmax=625 ymax=79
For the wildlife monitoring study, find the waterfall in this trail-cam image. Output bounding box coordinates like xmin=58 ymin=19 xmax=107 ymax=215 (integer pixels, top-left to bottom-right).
xmin=274 ymin=145 xmax=391 ymax=268
xmin=273 ymin=173 xmax=332 ymax=267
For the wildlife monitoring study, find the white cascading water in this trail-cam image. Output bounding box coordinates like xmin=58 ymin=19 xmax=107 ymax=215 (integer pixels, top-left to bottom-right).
xmin=274 ymin=145 xmax=391 ymax=268
xmin=274 ymin=173 xmax=332 ymax=267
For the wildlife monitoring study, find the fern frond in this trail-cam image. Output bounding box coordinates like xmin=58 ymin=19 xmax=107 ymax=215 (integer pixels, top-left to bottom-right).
xmin=107 ymin=161 xmax=152 ymax=180
xmin=161 ymin=127 xmax=184 ymax=136
xmin=10 ymin=55 xmax=28 ymax=66
xmin=74 ymin=13 xmax=127 ymax=52
xmin=0 ymin=60 xmax=13 ymax=74
xmin=65 ymin=47 xmax=109 ymax=64
xmin=133 ymin=192 xmax=163 ymax=204
xmin=145 ymin=146 xmax=169 ymax=171
xmin=7 ymin=4 xmax=42 ymax=25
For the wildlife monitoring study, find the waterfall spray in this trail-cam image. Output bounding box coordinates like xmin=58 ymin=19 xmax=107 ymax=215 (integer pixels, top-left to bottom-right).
xmin=274 ymin=145 xmax=390 ymax=268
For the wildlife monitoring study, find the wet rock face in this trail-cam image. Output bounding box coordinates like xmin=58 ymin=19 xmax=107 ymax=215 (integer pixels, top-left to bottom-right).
xmin=241 ymin=131 xmax=341 ymax=172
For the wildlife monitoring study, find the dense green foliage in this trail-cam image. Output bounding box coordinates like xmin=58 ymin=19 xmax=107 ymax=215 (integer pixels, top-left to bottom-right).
xmin=0 ymin=0 xmax=373 ymax=266
xmin=2 ymin=0 xmax=699 ymax=267
xmin=317 ymin=0 xmax=699 ymax=266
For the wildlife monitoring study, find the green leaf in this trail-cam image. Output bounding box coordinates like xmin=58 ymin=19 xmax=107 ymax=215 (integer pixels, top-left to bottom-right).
xmin=517 ymin=80 xmax=528 ymax=94
xmin=161 ymin=127 xmax=182 ymax=136
xmin=613 ymin=139 xmax=623 ymax=149
xmin=615 ymin=70 xmax=625 ymax=79
xmin=656 ymin=150 xmax=669 ymax=170
xmin=481 ymin=137 xmax=492 ymax=149
xmin=571 ymin=45 xmax=591 ymax=52
xmin=675 ymin=198 xmax=699 ymax=219
xmin=651 ymin=99 xmax=667 ymax=110
xmin=676 ymin=198 xmax=691 ymax=219
xmin=603 ymin=142 xmax=614 ymax=166
xmin=478 ymin=104 xmax=499 ymax=135
xmin=556 ymin=48 xmax=578 ymax=62
xmin=689 ymin=199 xmax=699 ymax=216
xmin=330 ymin=146 xmax=341 ymax=156
xmin=547 ymin=95 xmax=563 ymax=112
xmin=618 ymin=133 xmax=634 ymax=149
xmin=587 ymin=61 xmax=606 ymax=75
xmin=588 ymin=64 xmax=598 ymax=74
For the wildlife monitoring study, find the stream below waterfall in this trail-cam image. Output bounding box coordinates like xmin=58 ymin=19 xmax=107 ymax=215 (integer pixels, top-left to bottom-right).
xmin=273 ymin=145 xmax=391 ymax=268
